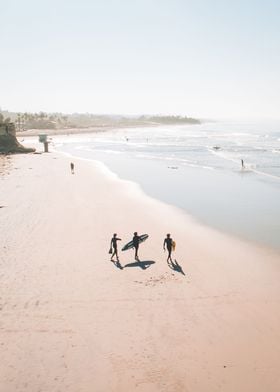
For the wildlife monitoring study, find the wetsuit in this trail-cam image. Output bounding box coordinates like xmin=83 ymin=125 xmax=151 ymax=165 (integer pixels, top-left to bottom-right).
xmin=111 ymin=236 xmax=121 ymax=260
xmin=133 ymin=234 xmax=140 ymax=260
xmin=164 ymin=237 xmax=173 ymax=261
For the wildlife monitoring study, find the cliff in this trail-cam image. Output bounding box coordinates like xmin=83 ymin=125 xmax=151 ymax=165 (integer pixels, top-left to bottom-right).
xmin=0 ymin=123 xmax=35 ymax=154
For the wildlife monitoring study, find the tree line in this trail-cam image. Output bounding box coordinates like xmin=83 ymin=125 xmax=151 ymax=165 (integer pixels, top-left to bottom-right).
xmin=0 ymin=110 xmax=200 ymax=131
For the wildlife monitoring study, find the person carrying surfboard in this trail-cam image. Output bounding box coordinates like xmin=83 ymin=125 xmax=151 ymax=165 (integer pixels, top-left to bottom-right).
xmin=110 ymin=233 xmax=121 ymax=262
xmin=121 ymin=233 xmax=149 ymax=257
xmin=133 ymin=232 xmax=140 ymax=261
xmin=163 ymin=233 xmax=175 ymax=262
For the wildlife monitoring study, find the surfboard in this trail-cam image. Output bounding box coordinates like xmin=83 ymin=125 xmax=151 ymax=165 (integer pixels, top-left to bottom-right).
xmin=172 ymin=241 xmax=176 ymax=251
xmin=122 ymin=234 xmax=149 ymax=251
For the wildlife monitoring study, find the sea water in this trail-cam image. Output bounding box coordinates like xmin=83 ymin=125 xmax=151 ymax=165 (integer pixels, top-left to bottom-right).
xmin=53 ymin=121 xmax=280 ymax=250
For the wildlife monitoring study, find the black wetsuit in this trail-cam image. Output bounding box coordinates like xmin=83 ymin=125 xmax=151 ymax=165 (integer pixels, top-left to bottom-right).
xmin=133 ymin=234 xmax=140 ymax=259
xmin=111 ymin=237 xmax=120 ymax=250
xmin=111 ymin=237 xmax=121 ymax=260
xmin=164 ymin=237 xmax=173 ymax=260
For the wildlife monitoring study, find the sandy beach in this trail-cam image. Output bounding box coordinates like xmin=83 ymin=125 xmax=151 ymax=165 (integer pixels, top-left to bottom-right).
xmin=1 ymin=150 xmax=280 ymax=392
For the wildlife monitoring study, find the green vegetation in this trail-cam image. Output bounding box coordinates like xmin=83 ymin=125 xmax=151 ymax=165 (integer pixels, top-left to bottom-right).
xmin=0 ymin=113 xmax=11 ymax=124
xmin=139 ymin=115 xmax=200 ymax=124
xmin=0 ymin=112 xmax=35 ymax=153
xmin=0 ymin=110 xmax=200 ymax=131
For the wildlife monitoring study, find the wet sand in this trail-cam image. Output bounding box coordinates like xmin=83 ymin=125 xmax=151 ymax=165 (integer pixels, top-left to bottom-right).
xmin=1 ymin=151 xmax=280 ymax=391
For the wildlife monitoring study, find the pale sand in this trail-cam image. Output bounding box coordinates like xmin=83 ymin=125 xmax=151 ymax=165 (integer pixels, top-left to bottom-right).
xmin=1 ymin=151 xmax=280 ymax=392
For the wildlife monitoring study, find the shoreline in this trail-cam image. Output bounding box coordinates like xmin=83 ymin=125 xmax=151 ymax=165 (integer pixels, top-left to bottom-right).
xmin=16 ymin=120 xmax=202 ymax=138
xmin=16 ymin=122 xmax=162 ymax=138
xmin=45 ymin=130 xmax=280 ymax=252
xmin=1 ymin=150 xmax=280 ymax=391
xmin=60 ymin=148 xmax=280 ymax=254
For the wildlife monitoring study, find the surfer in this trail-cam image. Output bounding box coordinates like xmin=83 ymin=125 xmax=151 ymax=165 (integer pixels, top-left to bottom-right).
xmin=133 ymin=232 xmax=140 ymax=261
xmin=163 ymin=233 xmax=173 ymax=262
xmin=110 ymin=233 xmax=121 ymax=262
xmin=241 ymin=159 xmax=245 ymax=169
xmin=70 ymin=162 xmax=75 ymax=174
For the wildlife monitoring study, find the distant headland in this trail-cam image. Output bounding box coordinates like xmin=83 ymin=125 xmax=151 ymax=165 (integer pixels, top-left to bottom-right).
xmin=0 ymin=110 xmax=200 ymax=133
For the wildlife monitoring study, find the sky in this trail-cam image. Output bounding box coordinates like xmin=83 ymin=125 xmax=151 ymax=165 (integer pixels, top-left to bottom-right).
xmin=1 ymin=0 xmax=280 ymax=120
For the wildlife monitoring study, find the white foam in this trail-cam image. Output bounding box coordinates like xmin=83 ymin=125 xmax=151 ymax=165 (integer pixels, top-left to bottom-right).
xmin=250 ymin=168 xmax=280 ymax=181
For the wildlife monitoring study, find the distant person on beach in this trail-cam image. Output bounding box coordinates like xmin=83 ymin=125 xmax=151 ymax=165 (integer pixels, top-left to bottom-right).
xmin=163 ymin=233 xmax=174 ymax=262
xmin=110 ymin=233 xmax=121 ymax=262
xmin=133 ymin=232 xmax=140 ymax=261
xmin=70 ymin=162 xmax=75 ymax=174
xmin=241 ymin=159 xmax=245 ymax=169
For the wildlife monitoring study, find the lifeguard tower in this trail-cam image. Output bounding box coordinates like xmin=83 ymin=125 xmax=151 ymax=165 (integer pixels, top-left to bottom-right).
xmin=38 ymin=134 xmax=50 ymax=152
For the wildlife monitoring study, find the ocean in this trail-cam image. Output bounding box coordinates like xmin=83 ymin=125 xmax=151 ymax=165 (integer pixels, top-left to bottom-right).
xmin=53 ymin=121 xmax=280 ymax=250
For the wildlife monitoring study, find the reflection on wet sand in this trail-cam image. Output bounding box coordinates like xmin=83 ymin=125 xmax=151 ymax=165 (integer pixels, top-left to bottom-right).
xmin=0 ymin=155 xmax=13 ymax=177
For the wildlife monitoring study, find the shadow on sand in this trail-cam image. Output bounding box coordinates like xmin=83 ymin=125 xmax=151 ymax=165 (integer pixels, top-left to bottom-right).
xmin=167 ymin=259 xmax=185 ymax=275
xmin=111 ymin=260 xmax=124 ymax=270
xmin=124 ymin=260 xmax=156 ymax=270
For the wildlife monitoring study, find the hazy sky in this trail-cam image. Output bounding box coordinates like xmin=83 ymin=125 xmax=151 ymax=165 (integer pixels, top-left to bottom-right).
xmin=1 ymin=0 xmax=280 ymax=119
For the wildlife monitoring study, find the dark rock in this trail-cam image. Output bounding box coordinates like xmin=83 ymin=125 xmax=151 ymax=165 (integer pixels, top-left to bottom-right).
xmin=0 ymin=123 xmax=35 ymax=154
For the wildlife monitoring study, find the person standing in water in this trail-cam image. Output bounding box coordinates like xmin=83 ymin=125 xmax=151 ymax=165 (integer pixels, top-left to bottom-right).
xmin=241 ymin=159 xmax=245 ymax=169
xmin=133 ymin=232 xmax=140 ymax=261
xmin=163 ymin=233 xmax=174 ymax=263
xmin=110 ymin=233 xmax=121 ymax=262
